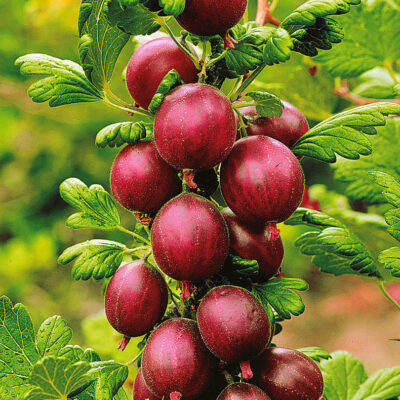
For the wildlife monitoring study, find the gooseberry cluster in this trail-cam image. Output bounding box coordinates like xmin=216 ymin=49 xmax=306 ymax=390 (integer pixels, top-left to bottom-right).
xmin=104 ymin=2 xmax=323 ymax=399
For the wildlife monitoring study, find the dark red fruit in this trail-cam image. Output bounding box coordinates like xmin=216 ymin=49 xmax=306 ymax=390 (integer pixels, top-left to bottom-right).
xmin=134 ymin=368 xmax=160 ymax=400
xmin=177 ymin=0 xmax=248 ymax=36
xmin=197 ymin=286 xmax=270 ymax=379
xmin=240 ymin=101 xmax=309 ymax=148
xmin=126 ymin=37 xmax=199 ymax=109
xmin=110 ymin=141 xmax=181 ymax=213
xmin=220 ymin=136 xmax=305 ymax=224
xmin=154 ymin=84 xmax=236 ymax=170
xmin=105 ymin=261 xmax=168 ymax=348
xmin=221 ymin=208 xmax=283 ymax=281
xmin=217 ymin=383 xmax=271 ymax=400
xmin=151 ymin=193 xmax=229 ymax=282
xmin=252 ymin=347 xmax=324 ymax=400
xmin=142 ymin=318 xmax=216 ymax=400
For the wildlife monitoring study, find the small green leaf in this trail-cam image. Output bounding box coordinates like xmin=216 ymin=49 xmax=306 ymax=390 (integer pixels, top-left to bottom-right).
xmin=25 ymin=356 xmax=93 ymax=400
xmin=36 ymin=316 xmax=72 ymax=358
xmin=0 ymin=296 xmax=40 ymax=399
xmin=88 ymin=361 xmax=129 ymax=400
xmin=79 ymin=0 xmax=130 ymax=90
xmin=352 ymin=366 xmax=400 ymax=400
xmin=15 ymin=54 xmax=103 ymax=107
xmin=95 ymin=122 xmax=149 ymax=148
xmin=59 ymin=345 xmax=101 ymax=363
xmin=60 ymin=178 xmax=120 ymax=230
xmin=105 ymin=0 xmax=160 ymax=36
xmin=379 ymin=248 xmax=400 ymax=278
xmin=252 ymin=278 xmax=308 ymax=320
xmin=225 ymin=43 xmax=264 ymax=76
xmin=148 ymin=69 xmax=183 ymax=114
xmin=297 ymin=347 xmax=332 ymax=362
xmin=320 ymin=351 xmax=368 ymax=400
xmin=286 ymin=208 xmax=380 ymax=278
xmin=245 ymin=91 xmax=283 ymax=117
xmin=263 ymin=28 xmax=293 ymax=65
xmin=58 ymin=240 xmax=126 ymax=281
xmin=159 ymin=0 xmax=185 ymax=16
xmin=292 ymin=103 xmax=400 ymax=162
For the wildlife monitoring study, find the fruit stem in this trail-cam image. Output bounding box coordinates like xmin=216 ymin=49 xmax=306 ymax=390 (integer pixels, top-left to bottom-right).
xmin=207 ymin=49 xmax=229 ymax=69
xmin=117 ymin=225 xmax=151 ymax=245
xmin=104 ymin=83 xmax=130 ymax=106
xmin=231 ymin=63 xmax=266 ymax=101
xmin=232 ymin=102 xmax=255 ymax=109
xmin=222 ymin=370 xmax=235 ymax=384
xmin=124 ymin=245 xmax=149 ymax=255
xmin=377 ymin=281 xmax=400 ymax=312
xmin=103 ymin=97 xmax=153 ymax=118
xmin=384 ymin=61 xmax=400 ymax=85
xmin=234 ymin=109 xmax=248 ymax=138
xmin=162 ymin=20 xmax=201 ymax=70
xmin=125 ymin=346 xmax=145 ymax=365
xmin=240 ymin=360 xmax=254 ymax=380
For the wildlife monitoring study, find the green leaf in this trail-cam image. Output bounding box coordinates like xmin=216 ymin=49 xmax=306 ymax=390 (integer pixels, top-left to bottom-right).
xmin=59 ymin=345 xmax=101 ymax=363
xmin=159 ymin=0 xmax=185 ymax=16
xmin=263 ymin=27 xmax=293 ymax=65
xmin=60 ymin=178 xmax=120 ymax=230
xmin=252 ymin=278 xmax=309 ymax=320
xmin=15 ymin=54 xmax=103 ymax=107
xmin=95 ymin=122 xmax=149 ymax=148
xmin=105 ymin=0 xmax=160 ymax=36
xmin=297 ymin=347 xmax=332 ymax=362
xmin=36 ymin=316 xmax=72 ymax=358
xmin=334 ymin=117 xmax=400 ymax=204
xmin=88 ymin=361 xmax=129 ymax=399
xmin=79 ymin=0 xmax=130 ymax=90
xmin=225 ymin=43 xmax=264 ymax=76
xmin=58 ymin=240 xmax=126 ymax=281
xmin=320 ymin=351 xmax=368 ymax=400
xmin=286 ymin=208 xmax=381 ymax=278
xmin=245 ymin=91 xmax=284 ymax=117
xmin=148 ymin=69 xmax=183 ymax=114
xmin=0 ymin=296 xmax=40 ymax=399
xmin=378 ymin=248 xmax=400 ymax=278
xmin=314 ymin=0 xmax=400 ymax=78
xmin=352 ymin=366 xmax=400 ymax=400
xmin=371 ymin=171 xmax=400 ymax=242
xmin=292 ymin=103 xmax=400 ymax=162
xmin=25 ymin=356 xmax=93 ymax=400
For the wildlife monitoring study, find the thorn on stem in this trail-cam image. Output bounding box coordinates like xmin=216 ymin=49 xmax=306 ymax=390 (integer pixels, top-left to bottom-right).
xmin=222 ymin=32 xmax=238 ymax=49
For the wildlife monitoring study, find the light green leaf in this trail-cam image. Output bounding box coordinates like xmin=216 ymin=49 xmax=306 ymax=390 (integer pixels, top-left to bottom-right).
xmin=79 ymin=0 xmax=130 ymax=90
xmin=105 ymin=0 xmax=160 ymax=36
xmin=60 ymin=178 xmax=120 ymax=230
xmin=379 ymin=247 xmax=400 ymax=278
xmin=263 ymin=27 xmax=293 ymax=65
xmin=314 ymin=0 xmax=400 ymax=78
xmin=335 ymin=117 xmax=400 ymax=204
xmin=245 ymin=91 xmax=283 ymax=117
xmin=15 ymin=54 xmax=103 ymax=107
xmin=252 ymin=278 xmax=309 ymax=320
xmin=25 ymin=357 xmax=93 ymax=400
xmin=36 ymin=316 xmax=72 ymax=358
xmin=159 ymin=0 xmax=185 ymax=16
xmin=297 ymin=347 xmax=331 ymax=362
xmin=292 ymin=103 xmax=400 ymax=162
xmin=225 ymin=43 xmax=264 ymax=75
xmin=286 ymin=208 xmax=381 ymax=278
xmin=0 ymin=296 xmax=40 ymax=399
xmin=353 ymin=366 xmax=400 ymax=400
xmin=58 ymin=240 xmax=126 ymax=281
xmin=320 ymin=351 xmax=368 ymax=400
xmin=95 ymin=122 xmax=149 ymax=148
xmin=59 ymin=345 xmax=101 ymax=363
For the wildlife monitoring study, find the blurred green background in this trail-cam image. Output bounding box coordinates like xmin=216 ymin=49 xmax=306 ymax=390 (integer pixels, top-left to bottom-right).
xmin=1 ymin=0 xmax=399 ymax=388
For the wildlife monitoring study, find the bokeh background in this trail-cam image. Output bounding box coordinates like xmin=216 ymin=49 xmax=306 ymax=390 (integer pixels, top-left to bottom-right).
xmin=1 ymin=0 xmax=399 ymax=390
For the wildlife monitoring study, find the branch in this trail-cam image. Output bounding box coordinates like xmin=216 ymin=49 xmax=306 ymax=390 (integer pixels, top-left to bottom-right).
xmin=256 ymin=0 xmax=281 ymax=27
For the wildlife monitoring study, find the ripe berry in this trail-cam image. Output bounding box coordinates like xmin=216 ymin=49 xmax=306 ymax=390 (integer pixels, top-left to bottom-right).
xmin=220 ymin=136 xmax=305 ymax=224
xmin=134 ymin=368 xmax=159 ymax=400
xmin=105 ymin=261 xmax=168 ymax=350
xmin=217 ymin=383 xmax=271 ymax=400
xmin=151 ymin=193 xmax=229 ymax=282
xmin=110 ymin=141 xmax=181 ymax=213
xmin=177 ymin=0 xmax=248 ymax=36
xmin=154 ymin=84 xmax=236 ymax=170
xmin=252 ymin=347 xmax=324 ymax=400
xmin=197 ymin=285 xmax=270 ymax=379
xmin=221 ymin=208 xmax=283 ymax=281
xmin=142 ymin=318 xmax=216 ymax=400
xmin=126 ymin=37 xmax=198 ymax=109
xmin=240 ymin=101 xmax=309 ymax=148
